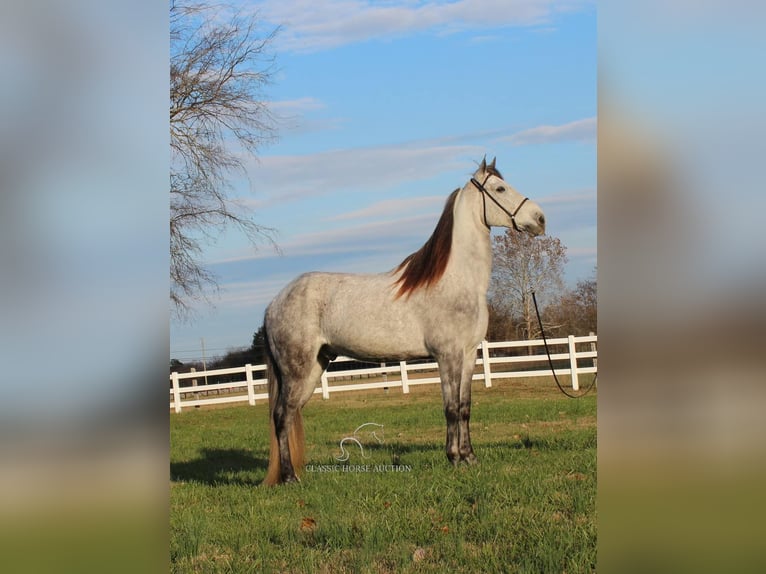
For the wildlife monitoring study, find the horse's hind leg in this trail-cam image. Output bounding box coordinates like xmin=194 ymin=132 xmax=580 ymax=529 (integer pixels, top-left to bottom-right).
xmin=273 ymin=353 xmax=329 ymax=483
xmin=272 ymin=389 xmax=301 ymax=483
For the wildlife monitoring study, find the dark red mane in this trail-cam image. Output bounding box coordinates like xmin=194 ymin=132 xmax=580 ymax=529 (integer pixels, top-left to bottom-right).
xmin=393 ymin=189 xmax=459 ymax=298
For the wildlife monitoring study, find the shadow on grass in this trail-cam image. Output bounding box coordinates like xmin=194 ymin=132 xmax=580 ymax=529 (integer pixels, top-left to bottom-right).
xmin=313 ymin=439 xmax=443 ymax=466
xmin=318 ymin=431 xmax=595 ymax=464
xmin=171 ymin=448 xmax=269 ymax=486
xmin=320 ymin=439 xmax=440 ymax=455
xmin=472 ymin=436 xmax=592 ymax=454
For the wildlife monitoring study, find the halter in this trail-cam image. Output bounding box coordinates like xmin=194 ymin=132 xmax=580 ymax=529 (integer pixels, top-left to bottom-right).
xmin=471 ymin=174 xmax=529 ymax=232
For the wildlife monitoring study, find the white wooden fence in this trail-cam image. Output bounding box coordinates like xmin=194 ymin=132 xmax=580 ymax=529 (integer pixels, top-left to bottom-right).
xmin=170 ymin=334 xmax=597 ymax=413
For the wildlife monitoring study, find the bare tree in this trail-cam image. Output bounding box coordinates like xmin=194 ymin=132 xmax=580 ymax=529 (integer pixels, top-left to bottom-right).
xmin=486 ymin=298 xmax=517 ymax=342
xmin=170 ymin=1 xmax=279 ymax=319
xmin=489 ymin=230 xmax=568 ymax=341
xmin=545 ymin=270 xmax=597 ymax=337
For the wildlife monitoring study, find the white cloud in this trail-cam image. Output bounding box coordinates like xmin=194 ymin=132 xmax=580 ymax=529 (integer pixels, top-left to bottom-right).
xmin=289 ymin=213 xmax=436 ymax=250
xmin=269 ymin=97 xmax=326 ymax=114
xmin=240 ymin=143 xmax=482 ymax=207
xmin=327 ymin=195 xmax=446 ymax=221
xmin=567 ymin=246 xmax=597 ymax=258
xmin=236 ymin=119 xmax=596 ymax=211
xmin=209 ymin=209 xmax=441 ymax=266
xmin=215 ymin=278 xmax=291 ymax=308
xmin=254 ymin=0 xmax=592 ymax=53
xmin=538 ymin=188 xmax=596 ymax=204
xmin=503 ymin=117 xmax=596 ymax=145
xmin=227 ymin=213 xmax=439 ymax=266
xmin=266 ymin=97 xmax=348 ymax=136
xmin=206 ymin=219 xmax=438 ymax=324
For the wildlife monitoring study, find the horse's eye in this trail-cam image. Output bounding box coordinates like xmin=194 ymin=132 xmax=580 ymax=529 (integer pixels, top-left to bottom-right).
xmin=496 ymin=186 xmax=505 ymax=193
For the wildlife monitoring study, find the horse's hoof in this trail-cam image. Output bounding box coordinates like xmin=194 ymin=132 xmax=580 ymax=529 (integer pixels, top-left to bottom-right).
xmin=281 ymin=474 xmax=300 ymax=484
xmin=461 ymin=453 xmax=479 ymax=465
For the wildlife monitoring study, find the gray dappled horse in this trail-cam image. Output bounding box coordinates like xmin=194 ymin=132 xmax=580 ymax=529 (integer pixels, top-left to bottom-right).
xmin=263 ymin=158 xmax=546 ymax=485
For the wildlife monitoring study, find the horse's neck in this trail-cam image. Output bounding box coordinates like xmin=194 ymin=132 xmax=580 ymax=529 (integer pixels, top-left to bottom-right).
xmin=446 ymin=188 xmax=492 ymax=293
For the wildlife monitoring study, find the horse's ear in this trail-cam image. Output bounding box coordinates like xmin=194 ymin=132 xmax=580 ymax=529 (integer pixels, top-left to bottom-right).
xmin=489 ymin=157 xmax=496 ymax=171
xmin=479 ymin=156 xmax=487 ymax=172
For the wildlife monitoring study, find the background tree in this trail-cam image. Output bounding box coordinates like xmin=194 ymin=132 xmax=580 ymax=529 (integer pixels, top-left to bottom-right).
xmin=544 ymin=270 xmax=597 ymax=337
xmin=488 ymin=230 xmax=568 ymax=342
xmin=574 ymin=273 xmax=597 ymax=333
xmin=170 ymin=1 xmax=280 ymax=319
xmin=169 ymin=327 xmax=267 ymax=383
xmin=208 ymin=326 xmax=266 ymax=374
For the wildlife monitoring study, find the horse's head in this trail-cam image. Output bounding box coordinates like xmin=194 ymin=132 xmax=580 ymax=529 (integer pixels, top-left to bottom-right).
xmin=471 ymin=157 xmax=546 ymax=236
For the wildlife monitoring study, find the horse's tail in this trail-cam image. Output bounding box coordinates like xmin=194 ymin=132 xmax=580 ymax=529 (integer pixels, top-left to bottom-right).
xmin=262 ymin=325 xmax=305 ymax=486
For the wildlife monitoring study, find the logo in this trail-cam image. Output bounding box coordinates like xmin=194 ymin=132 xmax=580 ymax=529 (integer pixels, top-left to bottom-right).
xmin=304 ymin=422 xmax=413 ymax=474
xmin=335 ymin=422 xmax=384 ymax=462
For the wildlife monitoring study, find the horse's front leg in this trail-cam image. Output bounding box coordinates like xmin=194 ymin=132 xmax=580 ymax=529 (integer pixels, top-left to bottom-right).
xmin=437 ymin=354 xmax=462 ymax=466
xmin=458 ymin=349 xmax=479 ymax=465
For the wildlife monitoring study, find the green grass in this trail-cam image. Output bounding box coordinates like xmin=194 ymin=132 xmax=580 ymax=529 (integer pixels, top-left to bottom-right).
xmin=171 ymin=379 xmax=596 ymax=573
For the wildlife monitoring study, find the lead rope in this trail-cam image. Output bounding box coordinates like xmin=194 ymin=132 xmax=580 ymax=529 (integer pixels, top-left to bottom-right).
xmin=531 ymin=291 xmax=597 ymax=399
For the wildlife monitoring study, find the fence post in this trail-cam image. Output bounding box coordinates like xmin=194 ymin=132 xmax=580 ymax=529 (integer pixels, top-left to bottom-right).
xmin=321 ymin=371 xmax=330 ymax=399
xmin=568 ymin=335 xmax=580 ymax=391
xmin=245 ymin=364 xmax=255 ymax=406
xmin=399 ymin=361 xmax=410 ymax=394
xmin=190 ymin=366 xmax=199 ymax=400
xmin=481 ymin=340 xmax=492 ymax=388
xmin=589 ymin=331 xmax=597 ymax=371
xmin=171 ymin=372 xmax=182 ymax=413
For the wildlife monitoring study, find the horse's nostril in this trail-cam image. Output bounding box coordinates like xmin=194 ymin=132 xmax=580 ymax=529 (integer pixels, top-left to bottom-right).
xmin=538 ymin=214 xmax=545 ymax=225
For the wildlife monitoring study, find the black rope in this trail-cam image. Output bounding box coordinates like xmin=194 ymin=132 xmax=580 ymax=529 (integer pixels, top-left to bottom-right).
xmin=531 ymin=291 xmax=597 ymax=399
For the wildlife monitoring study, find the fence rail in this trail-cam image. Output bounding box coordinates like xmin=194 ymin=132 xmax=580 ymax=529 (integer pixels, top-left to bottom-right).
xmin=170 ymin=334 xmax=597 ymax=413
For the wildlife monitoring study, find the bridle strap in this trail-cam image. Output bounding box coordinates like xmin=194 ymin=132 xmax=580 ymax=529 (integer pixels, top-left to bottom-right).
xmin=471 ymin=175 xmax=529 ymax=232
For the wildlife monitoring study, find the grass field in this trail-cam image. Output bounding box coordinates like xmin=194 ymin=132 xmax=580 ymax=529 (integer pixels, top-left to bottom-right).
xmin=170 ymin=378 xmax=596 ymax=573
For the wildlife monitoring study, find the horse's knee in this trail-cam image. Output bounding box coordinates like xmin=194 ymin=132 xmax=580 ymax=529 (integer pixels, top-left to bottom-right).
xmin=443 ymin=403 xmax=459 ymax=424
xmin=459 ymin=402 xmax=471 ymax=420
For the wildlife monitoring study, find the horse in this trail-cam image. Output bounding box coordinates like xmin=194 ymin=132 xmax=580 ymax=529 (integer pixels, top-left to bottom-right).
xmin=262 ymin=157 xmax=546 ymax=485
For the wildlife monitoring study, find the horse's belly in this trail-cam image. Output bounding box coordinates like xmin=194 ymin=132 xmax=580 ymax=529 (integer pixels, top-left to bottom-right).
xmin=322 ymin=300 xmax=429 ymax=361
xmin=324 ymin=321 xmax=428 ymax=362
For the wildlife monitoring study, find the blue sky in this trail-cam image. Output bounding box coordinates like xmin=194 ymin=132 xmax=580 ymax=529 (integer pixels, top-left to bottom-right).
xmin=171 ymin=0 xmax=596 ymax=361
